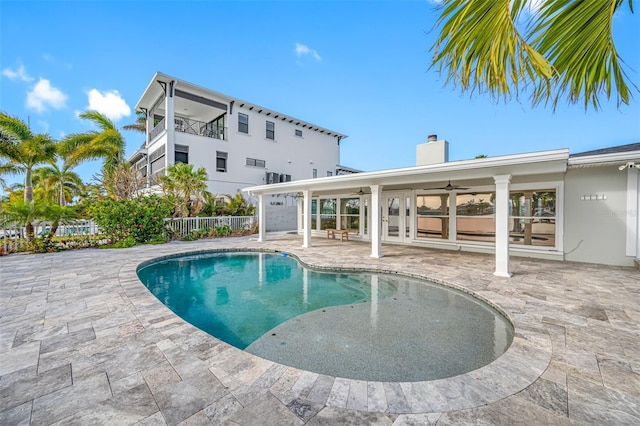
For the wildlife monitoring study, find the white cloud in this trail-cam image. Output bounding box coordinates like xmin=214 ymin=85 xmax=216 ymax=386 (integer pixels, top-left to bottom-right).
xmin=295 ymin=43 xmax=322 ymax=62
xmin=2 ymin=64 xmax=33 ymax=82
xmin=86 ymin=89 xmax=131 ymax=121
xmin=26 ymin=78 xmax=67 ymax=112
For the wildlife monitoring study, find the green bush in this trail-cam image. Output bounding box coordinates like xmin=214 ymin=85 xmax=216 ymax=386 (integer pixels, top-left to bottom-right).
xmin=93 ymin=195 xmax=171 ymax=245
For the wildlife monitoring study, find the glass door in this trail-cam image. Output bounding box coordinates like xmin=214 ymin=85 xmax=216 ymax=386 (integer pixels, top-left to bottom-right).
xmin=383 ymin=194 xmax=402 ymax=242
xmin=383 ymin=193 xmax=412 ymax=243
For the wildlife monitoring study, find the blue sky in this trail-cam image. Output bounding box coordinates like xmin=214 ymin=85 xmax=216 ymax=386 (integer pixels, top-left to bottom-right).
xmin=1 ymin=0 xmax=639 ymax=187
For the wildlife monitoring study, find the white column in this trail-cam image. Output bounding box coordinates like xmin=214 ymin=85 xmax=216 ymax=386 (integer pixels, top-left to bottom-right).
xmin=303 ymin=190 xmax=312 ymax=248
xmin=165 ymin=82 xmax=176 ymax=168
xmin=296 ymin=196 xmax=303 ymax=233
xmin=448 ymin=192 xmax=457 ymax=242
xmin=257 ymin=193 xmax=265 ymax=242
xmin=625 ymin=167 xmax=639 ymax=259
xmin=370 ymin=184 xmax=383 ymax=258
xmin=494 ymin=175 xmax=512 ymax=277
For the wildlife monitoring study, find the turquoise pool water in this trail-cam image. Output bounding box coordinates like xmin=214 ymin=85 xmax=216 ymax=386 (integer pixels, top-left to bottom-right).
xmin=137 ymin=251 xmax=514 ymax=381
xmin=137 ymin=252 xmax=397 ymax=349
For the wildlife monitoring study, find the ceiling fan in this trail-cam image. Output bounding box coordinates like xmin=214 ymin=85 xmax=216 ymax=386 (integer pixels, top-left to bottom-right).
xmin=433 ymin=180 xmax=469 ymax=191
xmin=351 ymin=187 xmax=366 ymax=196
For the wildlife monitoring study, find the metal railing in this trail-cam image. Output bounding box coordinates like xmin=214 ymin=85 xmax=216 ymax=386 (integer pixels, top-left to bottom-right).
xmin=165 ymin=215 xmax=257 ymax=238
xmin=148 ymin=117 xmax=166 ymax=142
xmin=175 ymin=117 xmax=226 ymax=140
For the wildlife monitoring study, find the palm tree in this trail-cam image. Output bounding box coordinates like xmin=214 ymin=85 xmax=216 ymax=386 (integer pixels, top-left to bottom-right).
xmin=0 ymin=112 xmax=57 ymax=203
xmin=123 ymin=110 xmax=147 ymax=133
xmin=160 ymin=163 xmax=210 ymax=217
xmin=34 ymin=161 xmax=83 ymax=206
xmin=60 ymin=110 xmax=126 ymax=176
xmin=431 ymin=0 xmax=636 ymax=110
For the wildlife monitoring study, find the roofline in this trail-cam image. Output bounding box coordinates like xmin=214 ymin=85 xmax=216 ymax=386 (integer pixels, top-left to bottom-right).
xmin=134 ymin=72 xmax=348 ymax=140
xmin=244 ymin=149 xmax=569 ymax=195
xmin=568 ymin=149 xmax=640 ymax=168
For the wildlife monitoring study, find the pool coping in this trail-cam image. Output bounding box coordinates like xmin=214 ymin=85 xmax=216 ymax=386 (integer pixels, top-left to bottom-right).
xmin=121 ymin=247 xmax=552 ymax=414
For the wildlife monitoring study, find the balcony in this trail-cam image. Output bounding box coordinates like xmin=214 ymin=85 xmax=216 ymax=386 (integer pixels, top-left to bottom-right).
xmin=148 ymin=116 xmax=227 ymax=143
xmin=175 ymin=117 xmax=226 ymax=140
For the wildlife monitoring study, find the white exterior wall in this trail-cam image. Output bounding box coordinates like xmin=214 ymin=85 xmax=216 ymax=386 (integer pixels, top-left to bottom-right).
xmin=169 ymin=106 xmax=340 ymax=197
xmin=564 ymin=166 xmax=632 ymax=266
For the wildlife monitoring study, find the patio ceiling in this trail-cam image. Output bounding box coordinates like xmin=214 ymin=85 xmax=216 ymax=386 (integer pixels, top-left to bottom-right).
xmin=244 ymin=149 xmax=569 ymax=196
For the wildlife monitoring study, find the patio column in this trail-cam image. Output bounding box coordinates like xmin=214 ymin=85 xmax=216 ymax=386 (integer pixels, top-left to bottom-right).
xmin=257 ymin=193 xmax=265 ymax=242
xmin=370 ymin=184 xmax=383 ymax=258
xmin=626 ymin=166 xmax=640 ymax=260
xmin=303 ymin=190 xmax=312 ymax=248
xmin=164 ymin=81 xmax=175 ymax=167
xmin=494 ymin=175 xmax=512 ymax=277
xmin=448 ymin=192 xmax=457 ymax=242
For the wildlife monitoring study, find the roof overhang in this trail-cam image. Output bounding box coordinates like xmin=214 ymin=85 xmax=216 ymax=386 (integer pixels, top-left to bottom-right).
xmin=134 ymin=72 xmax=348 ymax=140
xmin=568 ymin=149 xmax=640 ymax=168
xmin=244 ymin=149 xmax=569 ymax=196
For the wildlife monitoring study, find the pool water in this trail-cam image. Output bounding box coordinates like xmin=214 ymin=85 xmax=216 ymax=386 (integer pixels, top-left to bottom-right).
xmin=137 ymin=251 xmax=514 ymax=381
xmin=137 ymin=252 xmax=397 ymax=348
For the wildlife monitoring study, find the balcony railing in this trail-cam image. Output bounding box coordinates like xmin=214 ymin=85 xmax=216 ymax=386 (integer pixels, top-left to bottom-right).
xmin=174 ymin=117 xmax=226 ymax=140
xmin=147 ymin=116 xmax=227 ymax=143
xmin=148 ymin=117 xmax=166 ymax=142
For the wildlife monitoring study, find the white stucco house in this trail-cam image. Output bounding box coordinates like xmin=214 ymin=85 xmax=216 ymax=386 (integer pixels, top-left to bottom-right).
xmin=128 ymin=72 xmax=349 ymax=231
xmin=245 ymin=139 xmax=640 ymax=274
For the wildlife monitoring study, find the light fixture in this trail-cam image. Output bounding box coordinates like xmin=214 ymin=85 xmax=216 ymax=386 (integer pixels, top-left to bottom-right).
xmin=619 ymin=162 xmax=637 ymax=171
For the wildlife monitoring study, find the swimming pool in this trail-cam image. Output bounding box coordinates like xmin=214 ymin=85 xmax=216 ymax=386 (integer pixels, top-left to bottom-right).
xmin=137 ymin=251 xmax=514 ymax=381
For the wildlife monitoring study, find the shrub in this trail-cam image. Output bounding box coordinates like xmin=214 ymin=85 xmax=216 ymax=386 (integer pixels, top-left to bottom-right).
xmin=93 ymin=195 xmax=171 ymax=245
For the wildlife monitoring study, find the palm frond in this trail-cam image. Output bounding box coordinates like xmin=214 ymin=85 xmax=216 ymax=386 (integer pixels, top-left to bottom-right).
xmin=529 ymin=0 xmax=636 ymax=109
xmin=431 ymin=0 xmax=553 ymax=102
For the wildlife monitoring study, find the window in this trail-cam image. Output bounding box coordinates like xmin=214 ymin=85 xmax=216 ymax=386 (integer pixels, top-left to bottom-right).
xmin=327 ymin=171 xmax=333 ymax=177
xmin=203 ymin=114 xmax=226 ymax=140
xmin=238 ymin=113 xmax=248 ymax=134
xmin=320 ymin=198 xmax=337 ymax=230
xmin=216 ymin=151 xmax=228 ymax=172
xmin=174 ymin=144 xmax=189 ymax=164
xmin=246 ymin=157 xmax=266 ymax=168
xmin=135 ymin=159 xmax=147 ymax=178
xmin=312 ymin=168 xmax=317 ymax=178
xmin=149 ymin=145 xmax=166 ymax=176
xmin=456 ymin=192 xmax=495 ymax=243
xmin=340 ymin=198 xmax=360 ymax=231
xmin=416 ymin=194 xmax=449 ymax=240
xmin=295 ymin=129 xmax=302 ymax=137
xmin=266 ymin=121 xmax=275 ymax=140
xmin=509 ymin=190 xmax=556 ymax=247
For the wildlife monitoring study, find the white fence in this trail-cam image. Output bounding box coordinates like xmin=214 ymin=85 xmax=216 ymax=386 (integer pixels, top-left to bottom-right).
xmin=0 ymin=216 xmax=258 ymax=254
xmin=1 ymin=220 xmax=101 ymax=254
xmin=165 ymin=216 xmax=258 ymax=238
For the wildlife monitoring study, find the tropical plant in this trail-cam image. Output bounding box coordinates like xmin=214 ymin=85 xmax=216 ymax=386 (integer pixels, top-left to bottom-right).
xmin=160 ymin=163 xmax=210 ymax=217
xmin=0 ymin=198 xmax=47 ymax=241
xmin=34 ymin=159 xmax=83 ymax=206
xmin=222 ymin=192 xmax=256 ymax=216
xmin=59 ymin=111 xmax=126 ymax=197
xmin=430 ymin=0 xmax=636 ymax=110
xmin=123 ymin=110 xmax=147 ymax=133
xmin=0 ymin=112 xmax=57 ymax=203
xmin=92 ymin=195 xmax=172 ymax=244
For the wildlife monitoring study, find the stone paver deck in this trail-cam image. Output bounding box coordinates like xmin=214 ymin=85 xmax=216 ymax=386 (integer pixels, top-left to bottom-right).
xmin=1 ymin=233 xmax=639 ymax=425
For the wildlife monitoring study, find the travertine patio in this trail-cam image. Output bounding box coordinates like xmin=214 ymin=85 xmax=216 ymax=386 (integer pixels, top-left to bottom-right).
xmin=1 ymin=233 xmax=638 ymax=425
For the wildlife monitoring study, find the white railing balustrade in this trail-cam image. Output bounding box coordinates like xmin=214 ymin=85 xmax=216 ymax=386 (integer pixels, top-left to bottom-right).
xmin=1 ymin=220 xmax=102 ymax=254
xmin=165 ymin=216 xmax=258 ymax=238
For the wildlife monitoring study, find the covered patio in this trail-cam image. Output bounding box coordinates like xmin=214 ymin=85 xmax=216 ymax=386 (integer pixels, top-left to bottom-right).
xmin=246 ymin=149 xmax=569 ymax=277
xmin=1 ymin=234 xmax=638 ymax=424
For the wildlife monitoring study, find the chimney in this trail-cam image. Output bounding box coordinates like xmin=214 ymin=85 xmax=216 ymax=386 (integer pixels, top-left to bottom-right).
xmin=416 ymin=135 xmax=449 ymax=166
